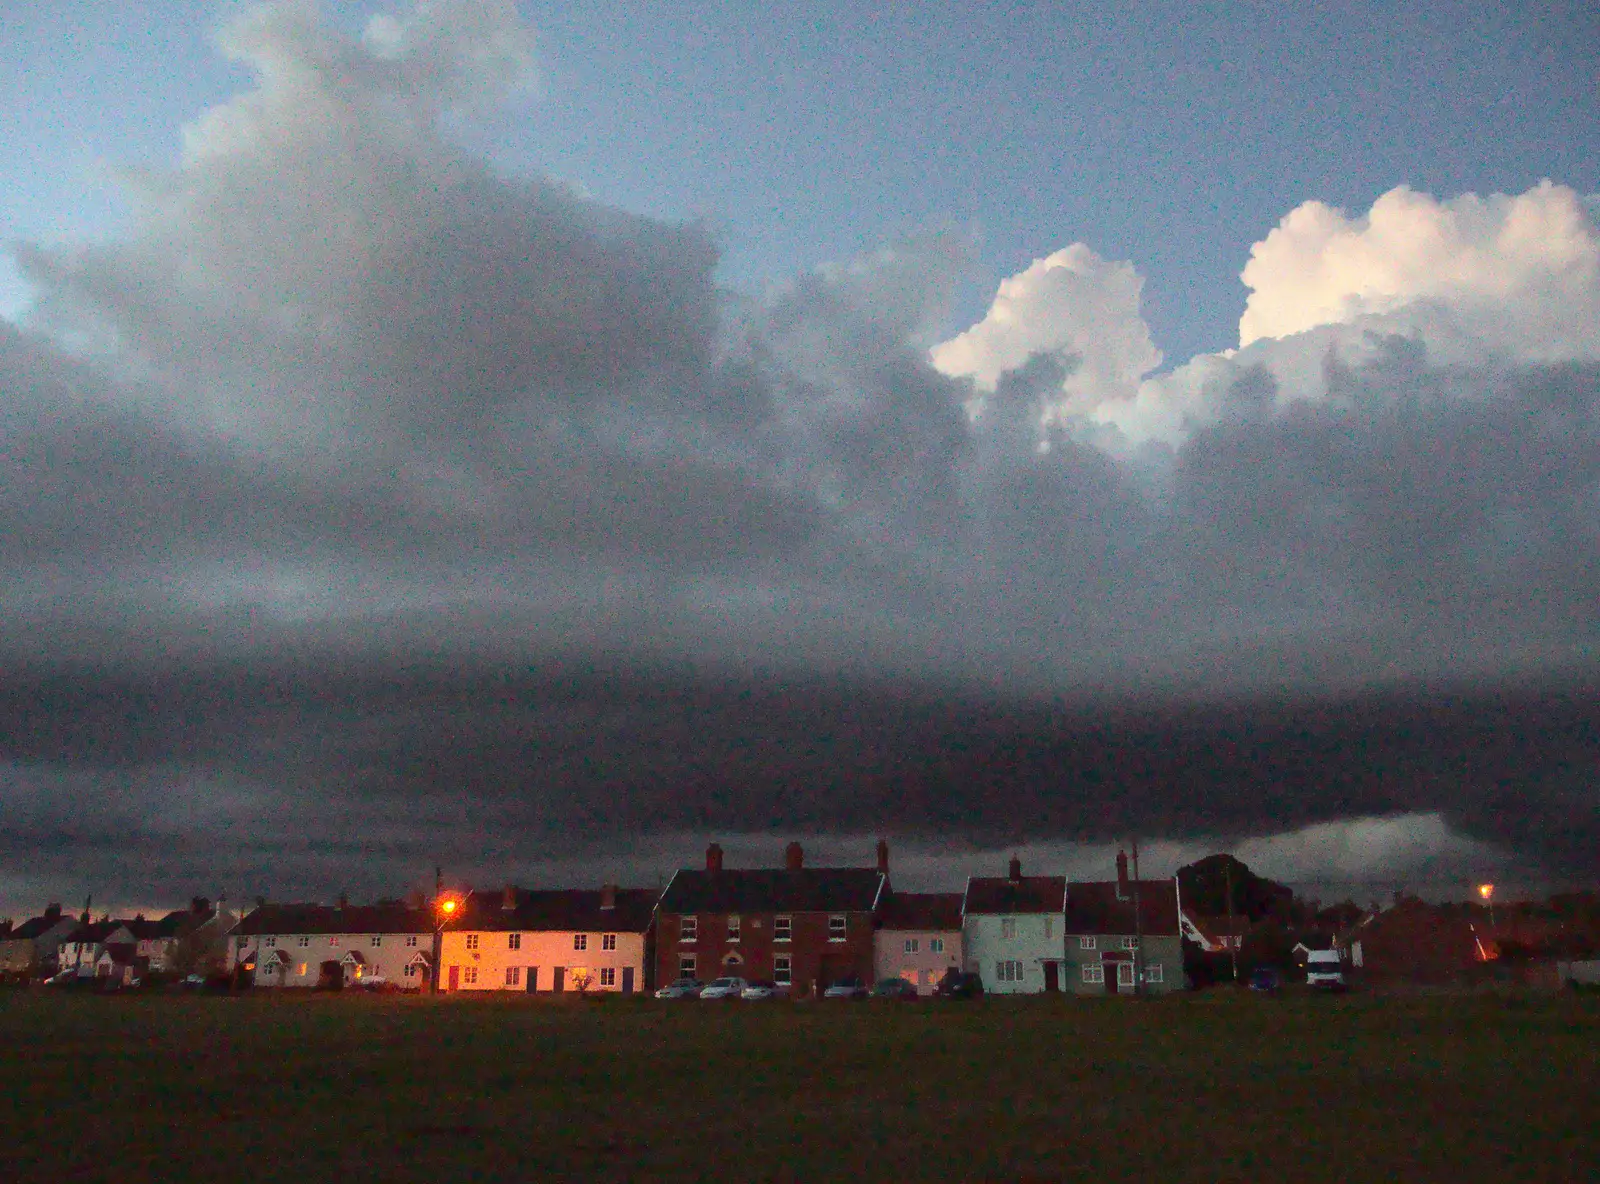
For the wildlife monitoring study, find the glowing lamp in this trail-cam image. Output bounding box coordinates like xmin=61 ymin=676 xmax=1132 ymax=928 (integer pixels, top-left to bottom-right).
xmin=1478 ymin=884 xmax=1494 ymax=901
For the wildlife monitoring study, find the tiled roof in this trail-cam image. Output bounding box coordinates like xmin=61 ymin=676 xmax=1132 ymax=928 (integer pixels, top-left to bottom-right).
xmin=233 ymin=903 xmax=433 ymax=937
xmin=63 ymin=920 xmax=122 ymax=944
xmin=457 ymin=888 xmax=659 ymax=933
xmin=658 ymin=868 xmax=885 ymax=915
xmin=963 ymin=876 xmax=1067 ymax=916
xmin=878 ymin=892 xmax=964 ymax=931
xmin=8 ymin=915 xmax=73 ymax=940
xmin=1063 ymin=880 xmax=1180 ymax=937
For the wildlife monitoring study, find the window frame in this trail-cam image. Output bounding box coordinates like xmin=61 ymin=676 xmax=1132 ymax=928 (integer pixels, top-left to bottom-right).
xmin=1079 ymin=935 xmax=1097 ymax=950
xmin=599 ymin=967 xmax=616 ymax=987
xmin=505 ymin=966 xmax=521 ymax=987
xmin=774 ymin=915 xmax=792 ymax=942
xmin=574 ymin=933 xmax=588 ymax=951
xmin=828 ymin=914 xmax=847 ymax=942
xmin=773 ymin=954 xmax=792 ymax=985
xmin=726 ymin=916 xmax=741 ymax=943
xmin=1121 ymin=935 xmax=1140 ymax=950
xmin=1000 ymin=918 xmax=1017 ymax=940
xmin=678 ymin=953 xmax=697 ymax=979
xmin=465 ymin=934 xmax=480 ymax=951
xmin=370 ymin=935 xmax=382 ymax=948
xmin=1082 ymin=963 xmax=1104 ymax=984
xmin=929 ymin=937 xmax=944 ymax=953
xmin=508 ymin=932 xmax=521 ymax=950
xmin=679 ymin=916 xmax=698 ymax=944
xmin=601 ymin=933 xmax=617 ymax=951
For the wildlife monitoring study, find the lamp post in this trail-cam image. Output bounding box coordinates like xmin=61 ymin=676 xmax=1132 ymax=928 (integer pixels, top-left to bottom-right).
xmin=433 ymin=892 xmax=460 ymax=993
xmin=1478 ymin=883 xmax=1496 ymax=932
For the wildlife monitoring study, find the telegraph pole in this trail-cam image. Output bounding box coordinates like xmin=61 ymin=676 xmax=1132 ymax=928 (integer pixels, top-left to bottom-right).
xmin=1131 ymin=838 xmax=1144 ymax=996
xmin=1225 ymin=857 xmax=1239 ymax=983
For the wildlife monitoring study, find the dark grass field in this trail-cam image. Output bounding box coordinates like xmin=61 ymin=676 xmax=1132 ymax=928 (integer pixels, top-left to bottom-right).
xmin=5 ymin=988 xmax=1597 ymax=1182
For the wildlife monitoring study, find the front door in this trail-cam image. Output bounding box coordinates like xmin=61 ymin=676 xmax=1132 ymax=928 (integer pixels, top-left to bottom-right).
xmin=553 ymin=966 xmax=565 ymax=993
xmin=1118 ymin=961 xmax=1136 ymax=990
xmin=447 ymin=965 xmax=459 ymax=992
xmin=621 ymin=967 xmax=635 ymax=995
xmin=1104 ymin=957 xmax=1119 ymax=994
xmin=526 ymin=967 xmax=538 ymax=993
xmin=1043 ymin=962 xmax=1059 ymax=993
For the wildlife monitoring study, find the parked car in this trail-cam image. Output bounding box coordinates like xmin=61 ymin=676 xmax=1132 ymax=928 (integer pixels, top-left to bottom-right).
xmin=356 ymin=974 xmax=391 ymax=991
xmin=698 ymin=976 xmax=749 ymax=1001
xmin=1248 ymin=965 xmax=1282 ymax=993
xmin=1304 ymin=949 xmax=1347 ymax=992
xmin=822 ymin=977 xmax=869 ymax=1000
xmin=871 ymin=976 xmax=918 ymax=1001
xmin=740 ymin=980 xmax=786 ymax=1001
xmin=654 ymin=978 xmax=704 ymax=999
xmin=934 ymin=971 xmax=985 ymax=1000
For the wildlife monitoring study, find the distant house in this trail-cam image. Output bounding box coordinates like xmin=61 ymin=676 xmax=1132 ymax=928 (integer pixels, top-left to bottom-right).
xmin=0 ymin=905 xmax=78 ymax=979
xmin=1061 ymin=853 xmax=1183 ymax=995
xmin=58 ymin=918 xmax=124 ymax=977
xmin=232 ymin=900 xmax=434 ymax=989
xmin=875 ymin=891 xmax=963 ymax=994
xmin=439 ymin=884 xmax=656 ymax=994
xmin=1180 ymin=911 xmax=1250 ymax=954
xmin=655 ymin=841 xmax=887 ymax=994
xmin=1345 ymin=897 xmax=1485 ymax=984
xmin=962 ymin=859 xmax=1067 ymax=994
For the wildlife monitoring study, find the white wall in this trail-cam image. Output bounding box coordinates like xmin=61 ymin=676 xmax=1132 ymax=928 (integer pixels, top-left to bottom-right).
xmin=247 ymin=932 xmax=431 ymax=988
xmin=440 ymin=929 xmax=647 ymax=993
xmin=962 ymin=913 xmax=1064 ymax=994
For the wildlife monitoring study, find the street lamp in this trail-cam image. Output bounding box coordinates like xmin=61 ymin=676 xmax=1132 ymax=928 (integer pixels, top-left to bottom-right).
xmin=433 ymin=893 xmax=461 ymax=993
xmin=1478 ymin=883 xmax=1496 ymax=931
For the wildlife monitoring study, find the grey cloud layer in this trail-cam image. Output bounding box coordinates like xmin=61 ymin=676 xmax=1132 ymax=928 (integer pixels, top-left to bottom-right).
xmin=3 ymin=2 xmax=1599 ymax=901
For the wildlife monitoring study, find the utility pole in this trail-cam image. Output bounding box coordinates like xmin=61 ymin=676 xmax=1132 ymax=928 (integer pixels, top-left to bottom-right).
xmin=1131 ymin=838 xmax=1144 ymax=996
xmin=1225 ymin=857 xmax=1239 ymax=984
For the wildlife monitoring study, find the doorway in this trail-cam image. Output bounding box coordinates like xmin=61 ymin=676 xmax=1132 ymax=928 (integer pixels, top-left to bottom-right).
xmin=1043 ymin=962 xmax=1059 ymax=993
xmin=553 ymin=966 xmax=565 ymax=993
xmin=447 ymin=965 xmax=459 ymax=992
xmin=621 ymin=967 xmax=635 ymax=995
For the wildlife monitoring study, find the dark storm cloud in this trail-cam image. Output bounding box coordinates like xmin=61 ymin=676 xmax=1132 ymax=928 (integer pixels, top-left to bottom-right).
xmin=3 ymin=2 xmax=1599 ymax=905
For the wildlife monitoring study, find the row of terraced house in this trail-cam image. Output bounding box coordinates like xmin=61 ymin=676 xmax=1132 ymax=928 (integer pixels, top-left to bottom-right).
xmin=222 ymin=841 xmax=1187 ymax=997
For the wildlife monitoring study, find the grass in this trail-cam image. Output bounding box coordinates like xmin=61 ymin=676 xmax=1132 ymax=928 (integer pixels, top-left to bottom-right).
xmin=5 ymin=988 xmax=1597 ymax=1182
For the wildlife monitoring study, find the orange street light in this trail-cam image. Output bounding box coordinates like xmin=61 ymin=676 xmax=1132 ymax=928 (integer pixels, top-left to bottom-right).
xmin=1478 ymin=884 xmax=1493 ymax=901
xmin=438 ymin=897 xmax=458 ymax=916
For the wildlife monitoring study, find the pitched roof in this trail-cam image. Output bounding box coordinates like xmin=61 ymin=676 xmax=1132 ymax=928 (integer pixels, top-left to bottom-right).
xmin=455 ymin=888 xmax=659 ymax=933
xmin=1064 ymin=880 xmax=1180 ymax=937
xmin=233 ymin=902 xmax=432 ymax=937
xmin=963 ymin=876 xmax=1067 ymax=916
xmin=658 ymin=868 xmax=885 ymax=915
xmin=8 ymin=914 xmax=75 ymax=940
xmin=63 ymin=920 xmax=123 ymax=944
xmin=878 ymin=891 xmax=964 ymax=931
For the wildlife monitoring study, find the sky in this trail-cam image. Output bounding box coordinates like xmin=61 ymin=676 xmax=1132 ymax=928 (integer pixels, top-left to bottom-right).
xmin=2 ymin=1 xmax=1599 ymax=914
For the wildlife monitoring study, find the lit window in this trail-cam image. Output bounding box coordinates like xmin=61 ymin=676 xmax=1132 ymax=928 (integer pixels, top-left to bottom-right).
xmin=406 ymin=936 xmax=418 ymax=947
xmin=601 ymin=934 xmax=617 ymax=951
xmin=774 ymin=916 xmax=791 ymax=942
xmin=297 ymin=936 xmax=310 ymax=948
xmin=678 ymin=954 xmax=697 ymax=978
xmin=773 ymin=955 xmax=791 ymax=985
xmin=508 ymin=933 xmax=521 ymax=950
xmin=1000 ymin=918 xmax=1017 ymax=940
xmin=371 ymin=936 xmax=382 ymax=948
xmin=929 ymin=938 xmax=944 ymax=954
xmin=465 ymin=934 xmax=479 ymax=950
xmin=1079 ymin=936 xmax=1096 ymax=950
xmin=599 ymin=967 xmax=616 ymax=987
xmin=1122 ymin=936 xmax=1140 ymax=950
xmin=727 ymin=916 xmax=741 ymax=942
xmin=1082 ymin=964 xmax=1104 ymax=984
xmin=680 ymin=917 xmax=698 ymax=943
xmin=903 ymin=938 xmax=919 ymax=954
xmin=574 ymin=934 xmax=588 ymax=951
xmin=828 ymin=915 xmax=846 ymax=941
xmin=329 ymin=937 xmax=339 ymax=947
xmin=463 ymin=966 xmax=478 ymax=985
xmin=505 ymin=966 xmax=521 ymax=987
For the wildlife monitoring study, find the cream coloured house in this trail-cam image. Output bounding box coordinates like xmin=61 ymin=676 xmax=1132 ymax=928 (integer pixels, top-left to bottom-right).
xmin=232 ymin=900 xmax=434 ymax=988
xmin=439 ymin=885 xmax=655 ymax=994
xmin=874 ymin=891 xmax=963 ymax=993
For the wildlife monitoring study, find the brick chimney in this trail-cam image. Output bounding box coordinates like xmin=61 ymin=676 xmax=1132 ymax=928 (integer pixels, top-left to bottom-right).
xmin=1008 ymin=856 xmax=1022 ymax=882
xmin=1116 ymin=850 xmax=1129 ymax=898
xmin=786 ymin=841 xmax=804 ymax=871
xmin=706 ymin=843 xmax=724 ymax=873
xmin=601 ymin=884 xmax=617 ymax=910
xmin=876 ymin=838 xmax=890 ymax=875
xmin=336 ymin=893 xmax=348 ymax=910
xmin=502 ymin=884 xmax=517 ymax=911
xmin=191 ymin=896 xmax=211 ymax=915
xmin=44 ymin=903 xmax=62 ymax=921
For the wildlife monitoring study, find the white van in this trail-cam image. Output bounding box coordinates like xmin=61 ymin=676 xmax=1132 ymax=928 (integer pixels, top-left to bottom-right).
xmin=1305 ymin=948 xmax=1346 ymax=990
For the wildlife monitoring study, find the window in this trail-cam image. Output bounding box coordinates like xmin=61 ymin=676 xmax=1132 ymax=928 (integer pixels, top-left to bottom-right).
xmin=463 ymin=966 xmax=479 ymax=985
xmin=1079 ymin=935 xmax=1097 ymax=950
xmin=903 ymin=937 xmax=920 ymax=954
xmin=678 ymin=954 xmax=697 ymax=978
xmin=1082 ymin=964 xmax=1104 ymax=984
xmin=371 ymin=936 xmax=382 ymax=948
xmin=505 ymin=966 xmax=521 ymax=987
xmin=298 ymin=963 xmax=308 ymax=976
xmin=508 ymin=933 xmax=521 ymax=950
xmin=774 ymin=916 xmax=791 ymax=942
xmin=727 ymin=916 xmax=741 ymax=942
xmin=1000 ymin=918 xmax=1017 ymax=940
xmin=297 ymin=936 xmax=310 ymax=948
xmin=929 ymin=937 xmax=944 ymax=954
xmin=406 ymin=935 xmax=419 ymax=947
xmin=1117 ymin=962 xmax=1135 ymax=986
xmin=1143 ymin=963 xmax=1163 ymax=984
xmin=995 ymin=960 xmax=1025 ymax=983
xmin=773 ymin=955 xmax=791 ymax=985
xmin=1121 ymin=936 xmax=1140 ymax=950
xmin=329 ymin=936 xmax=340 ymax=947
xmin=680 ymin=916 xmax=698 ymax=943
xmin=574 ymin=934 xmax=588 ymax=951
xmin=828 ymin=915 xmax=846 ymax=941
xmin=265 ymin=936 xmax=276 ymax=947
xmin=599 ymin=967 xmax=616 ymax=987
xmin=601 ymin=934 xmax=617 ymax=951
xmin=236 ymin=936 xmax=249 ymax=949
xmin=403 ymin=964 xmax=417 ymax=979
xmin=465 ymin=934 xmax=479 ymax=950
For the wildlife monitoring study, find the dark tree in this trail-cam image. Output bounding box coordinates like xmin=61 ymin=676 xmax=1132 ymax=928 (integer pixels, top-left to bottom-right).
xmin=1177 ymin=854 xmax=1294 ymax=921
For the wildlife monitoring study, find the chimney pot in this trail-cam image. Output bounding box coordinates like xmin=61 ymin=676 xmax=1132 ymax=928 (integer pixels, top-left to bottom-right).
xmin=1116 ymin=850 xmax=1129 ymax=898
xmin=502 ymin=884 xmax=517 ymax=910
xmin=785 ymin=841 xmax=804 ymax=872
xmin=1008 ymin=855 xmax=1022 ymax=881
xmin=45 ymin=903 xmax=62 ymax=920
xmin=706 ymin=843 xmax=724 ymax=873
xmin=876 ymin=838 xmax=890 ymax=876
xmin=601 ymin=884 xmax=617 ymax=910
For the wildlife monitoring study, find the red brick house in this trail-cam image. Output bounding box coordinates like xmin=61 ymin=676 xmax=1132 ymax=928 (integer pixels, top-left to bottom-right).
xmin=654 ymin=841 xmax=888 ymax=995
